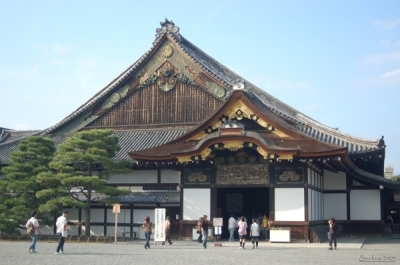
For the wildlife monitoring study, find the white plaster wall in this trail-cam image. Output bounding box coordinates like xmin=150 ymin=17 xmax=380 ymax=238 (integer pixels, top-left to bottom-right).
xmin=308 ymin=189 xmax=323 ymax=221
xmin=161 ymin=169 xmax=180 ymax=183
xmin=183 ymin=188 xmax=210 ymax=221
xmin=324 ymin=193 xmax=347 ymax=220
xmin=324 ymin=170 xmax=346 ymax=190
xmin=107 ymin=225 xmax=132 ymax=237
xmin=67 ymin=225 xmax=79 ymax=236
xmin=107 ymin=170 xmax=157 ymax=184
xmin=308 ymin=189 xmax=312 ymax=221
xmin=275 ymin=188 xmax=305 ymax=221
xmin=319 ymin=192 xmax=324 ymax=220
xmin=133 ymin=209 xmax=155 ymax=224
xmin=350 ymin=190 xmax=381 ymax=220
xmin=82 ymin=225 xmax=103 ymax=236
xmin=106 ymin=208 xmax=130 ymax=224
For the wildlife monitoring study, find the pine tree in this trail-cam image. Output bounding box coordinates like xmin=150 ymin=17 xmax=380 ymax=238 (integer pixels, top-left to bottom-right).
xmin=0 ymin=136 xmax=55 ymax=234
xmin=39 ymin=129 xmax=130 ymax=237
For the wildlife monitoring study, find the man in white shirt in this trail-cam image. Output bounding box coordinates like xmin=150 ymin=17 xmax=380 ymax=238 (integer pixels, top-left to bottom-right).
xmin=228 ymin=214 xmax=236 ymax=241
xmin=55 ymin=211 xmax=68 ymax=254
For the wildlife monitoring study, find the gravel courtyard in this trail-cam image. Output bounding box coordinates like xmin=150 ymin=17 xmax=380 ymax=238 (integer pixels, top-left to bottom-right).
xmin=0 ymin=237 xmax=398 ymax=265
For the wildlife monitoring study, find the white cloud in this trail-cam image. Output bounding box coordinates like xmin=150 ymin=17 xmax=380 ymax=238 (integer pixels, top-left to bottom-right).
xmin=363 ymin=52 xmax=400 ymax=64
xmin=51 ymin=59 xmax=66 ymax=65
xmin=13 ymin=123 xmax=30 ymax=130
xmin=28 ymin=64 xmax=41 ymax=77
xmin=78 ymin=59 xmax=97 ymax=67
xmin=380 ymin=68 xmax=400 ymax=78
xmin=264 ymin=80 xmax=310 ymax=90
xmin=374 ymin=18 xmax=400 ymax=30
xmin=380 ymin=39 xmax=400 ymax=48
xmin=33 ymin=43 xmax=48 ymax=52
xmin=53 ymin=44 xmax=71 ymax=56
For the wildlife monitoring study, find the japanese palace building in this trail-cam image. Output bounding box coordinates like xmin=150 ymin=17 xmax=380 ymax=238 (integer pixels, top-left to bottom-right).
xmin=1 ymin=19 xmax=399 ymax=242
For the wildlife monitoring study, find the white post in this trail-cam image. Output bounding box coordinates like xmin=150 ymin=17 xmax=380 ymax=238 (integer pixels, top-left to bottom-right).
xmin=113 ymin=204 xmax=121 ymax=244
xmin=115 ymin=212 xmax=118 ymax=244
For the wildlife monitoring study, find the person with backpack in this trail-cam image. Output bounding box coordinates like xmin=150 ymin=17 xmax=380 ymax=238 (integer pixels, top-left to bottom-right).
xmin=26 ymin=211 xmax=42 ymax=254
xmin=55 ymin=211 xmax=68 ymax=254
xmin=238 ymin=216 xmax=247 ymax=249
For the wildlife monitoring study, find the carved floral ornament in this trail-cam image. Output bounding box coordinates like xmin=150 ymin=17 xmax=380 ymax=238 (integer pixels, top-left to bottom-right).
xmin=161 ymin=44 xmax=174 ymax=58
xmin=192 ymin=100 xmax=288 ymax=140
xmin=175 ymin=140 xmax=293 ymax=162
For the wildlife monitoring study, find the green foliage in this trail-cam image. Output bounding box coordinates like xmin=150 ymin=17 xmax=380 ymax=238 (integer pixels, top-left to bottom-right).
xmin=41 ymin=129 xmax=130 ymax=236
xmin=390 ymin=175 xmax=400 ymax=181
xmin=0 ymin=136 xmax=56 ymax=234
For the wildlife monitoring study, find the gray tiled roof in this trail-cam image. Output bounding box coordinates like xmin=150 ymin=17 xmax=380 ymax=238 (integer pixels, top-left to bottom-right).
xmin=0 ymin=129 xmax=186 ymax=164
xmin=354 ymin=167 xmax=400 ymax=189
xmin=75 ymin=190 xmax=180 ymax=204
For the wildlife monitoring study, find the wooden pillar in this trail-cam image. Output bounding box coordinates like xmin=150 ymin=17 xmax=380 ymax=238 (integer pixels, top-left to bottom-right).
xmin=78 ymin=208 xmax=82 ymax=236
xmin=211 ymin=186 xmax=217 ymax=219
xmin=104 ymin=205 xmax=107 ymax=236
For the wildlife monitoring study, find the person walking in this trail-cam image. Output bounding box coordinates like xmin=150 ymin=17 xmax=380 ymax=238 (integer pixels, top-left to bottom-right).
xmin=201 ymin=215 xmax=209 ymax=249
xmin=197 ymin=217 xmax=203 ymax=243
xmin=26 ymin=211 xmax=42 ymax=254
xmin=55 ymin=211 xmax=68 ymax=254
xmin=262 ymin=215 xmax=269 ymax=241
xmin=238 ymin=216 xmax=247 ymax=249
xmin=327 ymin=218 xmax=338 ymax=250
xmin=142 ymin=216 xmax=152 ymax=249
xmin=228 ymin=214 xmax=236 ymax=241
xmin=162 ymin=216 xmax=173 ymax=245
xmin=250 ymin=218 xmax=260 ymax=249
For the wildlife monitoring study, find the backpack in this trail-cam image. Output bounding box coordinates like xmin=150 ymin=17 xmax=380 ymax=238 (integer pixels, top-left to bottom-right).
xmin=26 ymin=220 xmax=34 ymax=236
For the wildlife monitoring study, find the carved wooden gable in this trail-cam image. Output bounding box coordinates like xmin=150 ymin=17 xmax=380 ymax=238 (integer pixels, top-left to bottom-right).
xmin=86 ymin=39 xmax=228 ymax=128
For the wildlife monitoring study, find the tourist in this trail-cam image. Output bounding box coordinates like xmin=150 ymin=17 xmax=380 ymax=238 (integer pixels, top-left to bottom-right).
xmin=238 ymin=216 xmax=247 ymax=249
xmin=250 ymin=218 xmax=260 ymax=249
xmin=197 ymin=217 xmax=203 ymax=243
xmin=228 ymin=214 xmax=236 ymax=241
xmin=142 ymin=216 xmax=152 ymax=249
xmin=327 ymin=218 xmax=338 ymax=250
xmin=55 ymin=211 xmax=68 ymax=254
xmin=201 ymin=215 xmax=209 ymax=249
xmin=26 ymin=211 xmax=42 ymax=254
xmin=162 ymin=216 xmax=173 ymax=245
xmin=262 ymin=215 xmax=269 ymax=240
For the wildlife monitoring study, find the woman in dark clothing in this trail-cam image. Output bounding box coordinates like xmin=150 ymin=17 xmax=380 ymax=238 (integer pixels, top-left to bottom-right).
xmin=327 ymin=218 xmax=338 ymax=250
xmin=201 ymin=215 xmax=209 ymax=249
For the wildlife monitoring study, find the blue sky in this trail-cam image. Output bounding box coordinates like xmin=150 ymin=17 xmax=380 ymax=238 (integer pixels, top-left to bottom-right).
xmin=1 ymin=1 xmax=399 ymax=174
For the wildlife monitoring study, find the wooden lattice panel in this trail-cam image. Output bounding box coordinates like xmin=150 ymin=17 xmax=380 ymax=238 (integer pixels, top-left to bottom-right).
xmin=89 ymin=82 xmax=223 ymax=127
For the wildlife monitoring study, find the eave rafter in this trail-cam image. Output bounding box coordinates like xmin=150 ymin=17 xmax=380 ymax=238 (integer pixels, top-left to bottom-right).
xmin=189 ymin=99 xmax=290 ymax=141
xmin=172 ymin=139 xmax=294 ymax=163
